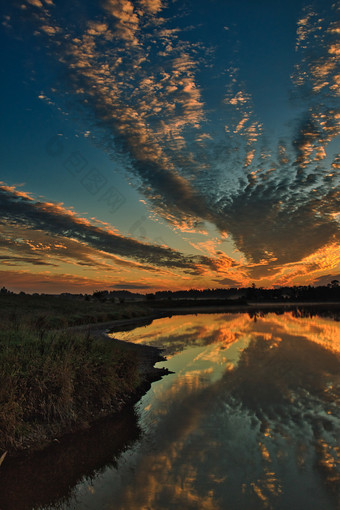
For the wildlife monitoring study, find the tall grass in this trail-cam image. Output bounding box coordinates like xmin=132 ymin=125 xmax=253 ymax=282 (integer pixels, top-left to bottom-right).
xmin=0 ymin=326 xmax=140 ymax=453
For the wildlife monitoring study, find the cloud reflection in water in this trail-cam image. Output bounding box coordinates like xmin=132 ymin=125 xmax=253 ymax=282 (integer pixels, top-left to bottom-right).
xmin=73 ymin=312 xmax=340 ymax=509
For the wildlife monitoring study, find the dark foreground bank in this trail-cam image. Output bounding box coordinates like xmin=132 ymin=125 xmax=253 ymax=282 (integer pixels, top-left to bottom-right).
xmin=0 ymin=324 xmax=167 ymax=458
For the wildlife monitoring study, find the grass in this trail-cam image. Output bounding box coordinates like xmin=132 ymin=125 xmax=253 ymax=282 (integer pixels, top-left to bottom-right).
xmin=0 ymin=326 xmax=141 ymax=453
xmin=0 ymin=294 xmax=151 ymax=453
xmin=0 ymin=293 xmax=151 ymax=330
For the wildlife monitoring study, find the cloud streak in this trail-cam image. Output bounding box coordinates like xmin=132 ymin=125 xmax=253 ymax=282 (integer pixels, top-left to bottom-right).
xmin=0 ymin=183 xmax=228 ymax=276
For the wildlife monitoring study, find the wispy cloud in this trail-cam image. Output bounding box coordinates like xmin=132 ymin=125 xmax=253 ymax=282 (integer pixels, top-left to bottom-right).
xmin=17 ymin=0 xmax=216 ymax=229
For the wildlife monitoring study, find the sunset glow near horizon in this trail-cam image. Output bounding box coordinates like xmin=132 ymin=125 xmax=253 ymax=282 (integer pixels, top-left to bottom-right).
xmin=0 ymin=0 xmax=339 ymax=293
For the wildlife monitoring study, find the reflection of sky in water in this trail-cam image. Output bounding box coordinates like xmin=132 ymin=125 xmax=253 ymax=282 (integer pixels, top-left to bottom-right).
xmin=110 ymin=312 xmax=340 ymax=356
xmin=63 ymin=313 xmax=340 ymax=510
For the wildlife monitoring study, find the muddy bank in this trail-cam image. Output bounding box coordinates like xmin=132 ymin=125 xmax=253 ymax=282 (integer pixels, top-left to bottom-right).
xmin=67 ymin=314 xmax=173 ymax=405
xmin=0 ymin=334 xmax=170 ymax=510
xmin=0 ymin=319 xmax=170 ymax=460
xmin=0 ymin=408 xmax=141 ymax=510
xmin=65 ymin=312 xmax=171 ymax=380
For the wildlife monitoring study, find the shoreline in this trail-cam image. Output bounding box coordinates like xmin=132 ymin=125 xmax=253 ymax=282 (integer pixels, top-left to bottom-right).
xmin=3 ymin=301 xmax=339 ymax=460
xmin=152 ymin=301 xmax=340 ymax=315
xmin=2 ymin=320 xmax=170 ymax=460
xmin=63 ymin=301 xmax=340 ymax=336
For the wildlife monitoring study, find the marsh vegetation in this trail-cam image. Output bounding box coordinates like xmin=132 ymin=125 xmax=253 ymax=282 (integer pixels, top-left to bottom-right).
xmin=0 ymin=293 xmax=152 ymax=453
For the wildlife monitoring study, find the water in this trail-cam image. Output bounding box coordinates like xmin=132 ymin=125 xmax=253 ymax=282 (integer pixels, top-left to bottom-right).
xmin=1 ymin=311 xmax=340 ymax=509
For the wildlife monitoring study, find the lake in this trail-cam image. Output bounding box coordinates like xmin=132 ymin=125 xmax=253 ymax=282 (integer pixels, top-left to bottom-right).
xmin=1 ymin=311 xmax=340 ymax=509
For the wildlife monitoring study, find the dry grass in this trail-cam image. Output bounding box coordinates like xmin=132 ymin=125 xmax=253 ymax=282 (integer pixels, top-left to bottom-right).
xmin=0 ymin=293 xmax=150 ymax=330
xmin=0 ymin=324 xmax=140 ymax=453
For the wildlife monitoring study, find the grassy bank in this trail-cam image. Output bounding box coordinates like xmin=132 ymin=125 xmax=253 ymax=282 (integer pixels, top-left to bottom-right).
xmin=0 ymin=293 xmax=151 ymax=331
xmin=0 ymin=325 xmax=141 ymax=454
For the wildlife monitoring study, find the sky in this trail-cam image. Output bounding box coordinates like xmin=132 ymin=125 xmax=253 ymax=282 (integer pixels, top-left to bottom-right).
xmin=0 ymin=0 xmax=339 ymax=293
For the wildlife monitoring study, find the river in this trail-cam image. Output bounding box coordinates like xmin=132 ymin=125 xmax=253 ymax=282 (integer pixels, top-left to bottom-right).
xmin=1 ymin=310 xmax=340 ymax=509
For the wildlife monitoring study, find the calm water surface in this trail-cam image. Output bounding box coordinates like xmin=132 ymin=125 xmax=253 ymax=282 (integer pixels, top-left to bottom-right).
xmin=2 ymin=311 xmax=340 ymax=510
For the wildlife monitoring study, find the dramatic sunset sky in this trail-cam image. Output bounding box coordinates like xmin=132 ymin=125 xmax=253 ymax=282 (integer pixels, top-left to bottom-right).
xmin=1 ymin=0 xmax=339 ymax=293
